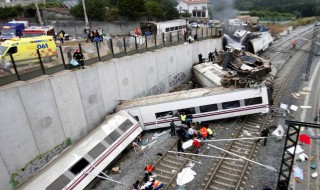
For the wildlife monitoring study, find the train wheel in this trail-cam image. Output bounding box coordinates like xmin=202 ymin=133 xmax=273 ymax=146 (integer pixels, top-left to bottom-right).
xmin=220 ymin=78 xmax=230 ymax=87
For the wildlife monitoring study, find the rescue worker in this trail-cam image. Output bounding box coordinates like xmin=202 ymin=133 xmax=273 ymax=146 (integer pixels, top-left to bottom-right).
xmin=208 ymin=52 xmax=213 ymax=62
xmin=180 ymin=112 xmax=186 ymax=124
xmin=207 ymin=127 xmax=214 ymax=139
xmin=192 ymin=136 xmax=201 ymax=154
xmin=198 ymin=53 xmax=203 ymax=63
xmin=177 ymin=138 xmax=184 ymax=156
xmin=256 ymin=128 xmax=270 ymax=146
xmin=199 ymin=125 xmax=208 ymax=140
xmin=151 ymin=179 xmax=164 ymax=190
xmin=144 ymin=164 xmax=154 ymax=182
xmin=73 ymin=49 xmax=85 ymax=69
xmin=170 ymin=120 xmax=176 ymax=136
xmin=292 ymin=40 xmax=297 ymax=48
xmin=131 ymin=180 xmax=140 ymax=190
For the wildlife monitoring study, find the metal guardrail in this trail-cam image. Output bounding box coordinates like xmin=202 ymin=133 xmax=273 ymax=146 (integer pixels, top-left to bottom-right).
xmin=0 ymin=27 xmax=222 ymax=86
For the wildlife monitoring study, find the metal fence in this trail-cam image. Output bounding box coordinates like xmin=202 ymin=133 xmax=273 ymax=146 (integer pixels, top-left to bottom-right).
xmin=0 ymin=27 xmax=222 ymax=86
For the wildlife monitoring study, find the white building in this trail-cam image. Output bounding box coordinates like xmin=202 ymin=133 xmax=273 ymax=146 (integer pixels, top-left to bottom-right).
xmin=177 ymin=0 xmax=209 ymax=20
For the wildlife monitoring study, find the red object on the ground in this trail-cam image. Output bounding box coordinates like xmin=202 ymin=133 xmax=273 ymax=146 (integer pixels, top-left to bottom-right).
xmin=192 ymin=139 xmax=201 ymax=148
xmin=299 ymin=134 xmax=311 ymax=145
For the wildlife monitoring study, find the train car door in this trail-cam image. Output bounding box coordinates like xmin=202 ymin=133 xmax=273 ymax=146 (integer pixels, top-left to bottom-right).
xmin=128 ymin=109 xmax=145 ymax=130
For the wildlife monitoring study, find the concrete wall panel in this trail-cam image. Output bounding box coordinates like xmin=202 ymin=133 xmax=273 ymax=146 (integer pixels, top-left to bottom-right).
xmin=50 ymin=73 xmax=88 ymax=141
xmin=114 ymin=57 xmax=135 ymax=100
xmin=18 ymin=80 xmax=65 ymax=153
xmin=0 ymin=157 xmax=10 ymax=190
xmin=130 ymin=54 xmax=148 ymax=98
xmin=96 ymin=62 xmax=121 ymax=113
xmin=175 ymin=44 xmax=185 ymax=73
xmin=192 ymin=42 xmax=200 ymax=64
xmin=166 ymin=47 xmax=177 ymax=77
xmin=75 ymin=68 xmax=105 ymax=131
xmin=182 ymin=44 xmax=194 ymax=80
xmin=0 ymin=88 xmax=39 ymax=172
xmin=199 ymin=41 xmax=206 ymax=59
xmin=155 ymin=48 xmax=169 ymax=82
xmin=144 ymin=52 xmax=158 ymax=90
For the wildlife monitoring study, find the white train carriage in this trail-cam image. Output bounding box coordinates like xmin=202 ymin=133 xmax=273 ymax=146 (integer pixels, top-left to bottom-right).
xmin=116 ymin=85 xmax=270 ymax=130
xmin=18 ymin=111 xmax=142 ymax=190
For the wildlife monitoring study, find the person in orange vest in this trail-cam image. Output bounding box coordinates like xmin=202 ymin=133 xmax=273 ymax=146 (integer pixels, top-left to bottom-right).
xmin=199 ymin=125 xmax=208 ymax=140
xmin=292 ymin=40 xmax=297 ymax=48
xmin=151 ymin=179 xmax=164 ymax=190
xmin=144 ymin=164 xmax=154 ymax=182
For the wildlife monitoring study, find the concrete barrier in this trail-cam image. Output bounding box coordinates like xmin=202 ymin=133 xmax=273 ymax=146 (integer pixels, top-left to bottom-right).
xmin=0 ymin=38 xmax=222 ymax=190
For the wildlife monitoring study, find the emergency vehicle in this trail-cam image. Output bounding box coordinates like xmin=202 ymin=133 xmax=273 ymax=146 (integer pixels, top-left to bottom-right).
xmin=0 ymin=36 xmax=57 ymax=64
xmin=22 ymin=26 xmax=55 ymax=38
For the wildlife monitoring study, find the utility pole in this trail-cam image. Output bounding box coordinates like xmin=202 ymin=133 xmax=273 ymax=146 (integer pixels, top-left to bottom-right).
xmin=34 ymin=0 xmax=43 ymax=26
xmin=82 ymin=0 xmax=89 ymax=30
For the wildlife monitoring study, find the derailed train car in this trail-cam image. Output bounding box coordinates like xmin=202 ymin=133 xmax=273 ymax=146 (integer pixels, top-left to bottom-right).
xmin=117 ymin=84 xmax=270 ymax=131
xmin=18 ymin=111 xmax=142 ymax=190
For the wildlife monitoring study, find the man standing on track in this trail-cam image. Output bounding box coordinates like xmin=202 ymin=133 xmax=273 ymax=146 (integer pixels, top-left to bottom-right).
xmin=256 ymin=128 xmax=270 ymax=146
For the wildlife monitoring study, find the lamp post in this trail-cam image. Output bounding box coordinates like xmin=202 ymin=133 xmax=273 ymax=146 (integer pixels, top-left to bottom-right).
xmin=82 ymin=0 xmax=89 ymax=30
xmin=34 ymin=0 xmax=43 ymax=26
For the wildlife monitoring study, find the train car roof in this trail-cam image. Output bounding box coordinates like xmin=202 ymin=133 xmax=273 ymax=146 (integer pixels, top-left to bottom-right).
xmin=117 ymin=85 xmax=266 ymax=110
xmin=18 ymin=110 xmax=139 ymax=189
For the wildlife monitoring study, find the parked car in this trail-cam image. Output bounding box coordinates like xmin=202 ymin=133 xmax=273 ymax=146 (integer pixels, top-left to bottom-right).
xmin=190 ymin=22 xmax=200 ymax=28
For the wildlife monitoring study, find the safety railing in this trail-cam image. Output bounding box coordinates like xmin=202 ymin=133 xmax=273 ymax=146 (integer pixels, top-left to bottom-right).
xmin=0 ymin=27 xmax=222 ymax=86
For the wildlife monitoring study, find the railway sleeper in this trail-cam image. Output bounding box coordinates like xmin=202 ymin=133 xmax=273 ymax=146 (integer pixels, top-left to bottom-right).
xmin=153 ymin=173 xmax=172 ymax=181
xmin=167 ymin=154 xmax=186 ymax=161
xmin=234 ymin=141 xmax=253 ymax=148
xmin=154 ymin=167 xmax=176 ymax=175
xmin=231 ymin=144 xmax=252 ymax=151
xmin=221 ymin=164 xmax=243 ymax=172
xmin=229 ymin=148 xmax=250 ymax=156
xmin=159 ymin=162 xmax=180 ymax=170
xmin=162 ymin=158 xmax=183 ymax=166
xmin=208 ymin=185 xmax=227 ymax=190
xmin=215 ymin=174 xmax=238 ymax=183
xmin=241 ymin=126 xmax=260 ymax=133
xmin=209 ymin=180 xmax=236 ymax=189
xmin=219 ymin=170 xmax=240 ymax=177
xmin=222 ymin=160 xmax=244 ymax=168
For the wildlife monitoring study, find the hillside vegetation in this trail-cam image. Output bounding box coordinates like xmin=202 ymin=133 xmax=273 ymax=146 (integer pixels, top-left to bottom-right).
xmin=235 ymin=0 xmax=320 ymax=17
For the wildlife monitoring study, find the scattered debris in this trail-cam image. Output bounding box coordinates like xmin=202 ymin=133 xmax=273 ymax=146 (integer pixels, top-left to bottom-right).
xmin=287 ymin=145 xmax=304 ymax=154
xmin=112 ymin=167 xmax=121 ymax=174
xmin=311 ymin=163 xmax=318 ymax=169
xmin=176 ymin=166 xmax=197 ymax=186
xmin=300 ymin=106 xmax=312 ymax=109
xmin=311 ymin=172 xmax=318 ymax=178
xmin=298 ymin=153 xmax=308 ymax=162
xmin=272 ymin=125 xmax=285 ymax=140
xmin=290 ymin=105 xmax=298 ymax=111
xmin=293 ymin=166 xmax=304 ymax=180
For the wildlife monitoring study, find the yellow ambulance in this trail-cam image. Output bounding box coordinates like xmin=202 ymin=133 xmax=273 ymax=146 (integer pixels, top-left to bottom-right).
xmin=0 ymin=36 xmax=57 ymax=64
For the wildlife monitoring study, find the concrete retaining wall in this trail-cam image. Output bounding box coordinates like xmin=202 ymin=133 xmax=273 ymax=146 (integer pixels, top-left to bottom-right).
xmin=0 ymin=38 xmax=222 ymax=190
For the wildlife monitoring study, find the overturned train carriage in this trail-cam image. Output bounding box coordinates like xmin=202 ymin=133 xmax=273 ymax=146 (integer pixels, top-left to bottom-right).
xmin=18 ymin=111 xmax=142 ymax=190
xmin=117 ymin=85 xmax=270 ymax=131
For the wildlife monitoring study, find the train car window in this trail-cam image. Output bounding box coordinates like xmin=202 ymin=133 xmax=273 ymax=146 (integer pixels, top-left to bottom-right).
xmin=222 ymin=100 xmax=240 ymax=109
xmin=88 ymin=143 xmax=106 ymax=159
xmin=175 ymin=26 xmax=178 ymax=30
xmin=178 ymin=107 xmax=196 ymax=115
xmin=170 ymin=27 xmax=174 ymax=31
xmin=133 ymin=116 xmax=139 ymax=121
xmin=200 ymin=104 xmax=218 ymax=113
xmin=165 ymin=28 xmax=169 ymax=32
xmin=179 ymin=26 xmax=183 ymax=29
xmin=244 ymin=97 xmax=263 ymax=106
xmin=155 ymin=111 xmax=173 ymax=119
xmin=104 ymin=130 xmax=121 ymax=145
xmin=69 ymin=158 xmax=89 ymax=175
xmin=46 ymin=174 xmax=71 ymax=190
xmin=118 ymin=119 xmax=134 ymax=132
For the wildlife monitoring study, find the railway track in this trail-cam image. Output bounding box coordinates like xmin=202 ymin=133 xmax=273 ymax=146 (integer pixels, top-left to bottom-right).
xmin=201 ymin=27 xmax=314 ymax=190
xmin=136 ymin=26 xmax=316 ymax=190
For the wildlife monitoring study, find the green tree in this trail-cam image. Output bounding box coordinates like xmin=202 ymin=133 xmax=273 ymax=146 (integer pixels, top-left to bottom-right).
xmin=156 ymin=0 xmax=179 ymax=20
xmin=117 ymin=0 xmax=145 ymax=20
xmin=70 ymin=0 xmax=107 ymax=21
xmin=145 ymin=0 xmax=164 ymax=21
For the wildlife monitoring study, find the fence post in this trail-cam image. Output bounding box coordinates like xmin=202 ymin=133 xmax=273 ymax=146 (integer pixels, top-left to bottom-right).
xmin=201 ymin=28 xmax=203 ymax=39
xmin=145 ymin=35 xmax=148 ymax=50
xmin=37 ymin=49 xmax=46 ymax=75
xmin=110 ymin=39 xmax=115 ymax=58
xmin=134 ymin=36 xmax=138 ymax=53
xmin=123 ymin=37 xmax=127 ymax=55
xmin=59 ymin=46 xmax=67 ymax=69
xmin=170 ymin=32 xmax=172 ymax=44
xmin=96 ymin=41 xmax=101 ymax=61
xmin=155 ymin=34 xmax=157 ymax=48
xmin=162 ymin=33 xmax=165 ymax=46
xmin=177 ymin=31 xmax=179 ymax=43
xmin=9 ymin=54 xmax=20 ymax=80
xmin=211 ymin=27 xmax=213 ymax=37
